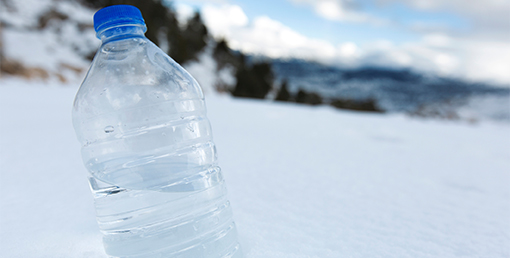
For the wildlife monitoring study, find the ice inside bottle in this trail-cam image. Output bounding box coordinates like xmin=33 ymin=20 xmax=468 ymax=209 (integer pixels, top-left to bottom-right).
xmin=72 ymin=5 xmax=242 ymax=257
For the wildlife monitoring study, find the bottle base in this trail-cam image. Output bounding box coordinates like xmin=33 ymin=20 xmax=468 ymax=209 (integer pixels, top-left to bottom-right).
xmin=89 ymin=175 xmax=242 ymax=258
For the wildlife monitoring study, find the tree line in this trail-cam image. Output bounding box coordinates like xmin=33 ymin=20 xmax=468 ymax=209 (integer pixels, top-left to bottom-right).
xmin=80 ymin=0 xmax=381 ymax=112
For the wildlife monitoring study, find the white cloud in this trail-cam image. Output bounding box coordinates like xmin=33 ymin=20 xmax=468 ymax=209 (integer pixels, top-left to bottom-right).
xmin=289 ymin=0 xmax=387 ymax=25
xmin=314 ymin=0 xmax=364 ymax=22
xmin=201 ymin=4 xmax=339 ymax=60
xmin=383 ymin=0 xmax=509 ymax=20
xmin=201 ymin=4 xmax=248 ymax=38
xmin=174 ymin=3 xmax=195 ymax=26
xmin=200 ymin=4 xmax=371 ymax=66
xmin=422 ymin=34 xmax=453 ymax=48
xmin=171 ymin=0 xmax=228 ymax=4
xmin=236 ymin=16 xmax=338 ymax=60
xmin=379 ymin=0 xmax=510 ymax=40
xmin=339 ymin=42 xmax=359 ymax=58
xmin=360 ymin=37 xmax=510 ymax=85
xmin=197 ymin=3 xmax=510 ymax=85
xmin=457 ymin=40 xmax=510 ymax=84
xmin=289 ymin=0 xmax=509 ymax=40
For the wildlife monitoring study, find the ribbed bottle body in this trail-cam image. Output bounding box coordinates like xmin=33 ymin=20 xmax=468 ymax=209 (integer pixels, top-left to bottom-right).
xmin=73 ymin=35 xmax=241 ymax=258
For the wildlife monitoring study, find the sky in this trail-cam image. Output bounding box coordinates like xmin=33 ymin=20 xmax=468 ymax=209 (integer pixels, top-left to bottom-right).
xmin=170 ymin=0 xmax=510 ymax=86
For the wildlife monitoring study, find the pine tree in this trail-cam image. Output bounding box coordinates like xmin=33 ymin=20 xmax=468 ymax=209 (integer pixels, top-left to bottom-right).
xmin=232 ymin=61 xmax=273 ymax=99
xmin=80 ymin=0 xmax=191 ymax=64
xmin=213 ymin=39 xmax=241 ymax=70
xmin=275 ymin=79 xmax=291 ymax=102
xmin=295 ymin=89 xmax=322 ymax=105
xmin=181 ymin=12 xmax=208 ymax=62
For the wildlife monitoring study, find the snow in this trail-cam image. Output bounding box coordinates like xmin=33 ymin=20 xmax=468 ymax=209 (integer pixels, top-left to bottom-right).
xmin=1 ymin=78 xmax=509 ymax=257
xmin=3 ymin=29 xmax=88 ymax=71
xmin=183 ymin=45 xmax=236 ymax=96
xmin=0 ymin=0 xmax=53 ymax=28
xmin=458 ymin=95 xmax=510 ymax=121
xmin=1 ymin=0 xmax=96 ymax=84
xmin=183 ymin=48 xmax=220 ymax=96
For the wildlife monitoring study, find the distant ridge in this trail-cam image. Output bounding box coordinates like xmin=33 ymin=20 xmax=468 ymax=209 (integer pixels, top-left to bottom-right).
xmin=271 ymin=58 xmax=510 ymax=113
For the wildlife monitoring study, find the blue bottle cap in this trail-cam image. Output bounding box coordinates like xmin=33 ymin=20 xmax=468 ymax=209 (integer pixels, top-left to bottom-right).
xmin=93 ymin=5 xmax=146 ymax=33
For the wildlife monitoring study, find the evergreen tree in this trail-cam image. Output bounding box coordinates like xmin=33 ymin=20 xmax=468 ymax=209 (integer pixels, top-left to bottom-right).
xmin=80 ymin=0 xmax=277 ymax=96
xmin=232 ymin=61 xmax=273 ymax=99
xmin=181 ymin=12 xmax=208 ymax=62
xmin=330 ymin=98 xmax=382 ymax=112
xmin=295 ymin=89 xmax=322 ymax=105
xmin=275 ymin=79 xmax=291 ymax=102
xmin=80 ymin=0 xmax=196 ymax=64
xmin=213 ymin=39 xmax=241 ymax=70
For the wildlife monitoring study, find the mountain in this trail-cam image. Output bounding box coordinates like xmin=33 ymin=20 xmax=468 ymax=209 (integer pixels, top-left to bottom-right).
xmin=0 ymin=0 xmax=233 ymax=92
xmin=0 ymin=0 xmax=97 ymax=84
xmin=271 ymin=58 xmax=510 ymax=119
xmin=1 ymin=0 xmax=508 ymax=121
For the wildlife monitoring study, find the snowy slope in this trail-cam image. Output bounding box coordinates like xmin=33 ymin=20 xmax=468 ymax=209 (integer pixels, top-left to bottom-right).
xmin=0 ymin=0 xmax=97 ymax=84
xmin=2 ymin=0 xmax=507 ymax=123
xmin=1 ymin=79 xmax=509 ymax=257
xmin=0 ymin=0 xmax=232 ymax=95
xmin=271 ymin=59 xmax=510 ymax=120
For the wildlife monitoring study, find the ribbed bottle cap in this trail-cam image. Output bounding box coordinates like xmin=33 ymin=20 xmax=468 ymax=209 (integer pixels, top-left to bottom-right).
xmin=93 ymin=5 xmax=145 ymax=33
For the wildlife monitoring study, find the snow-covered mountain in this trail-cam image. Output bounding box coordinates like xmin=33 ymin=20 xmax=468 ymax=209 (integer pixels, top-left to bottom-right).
xmin=0 ymin=0 xmax=234 ymax=94
xmin=0 ymin=0 xmax=96 ymax=84
xmin=1 ymin=2 xmax=509 ymax=256
xmin=271 ymin=58 xmax=510 ymax=120
xmin=1 ymin=0 xmax=509 ymax=122
xmin=1 ymin=78 xmax=509 ymax=258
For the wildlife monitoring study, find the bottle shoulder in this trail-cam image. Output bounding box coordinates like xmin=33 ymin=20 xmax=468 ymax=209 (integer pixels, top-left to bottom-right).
xmin=74 ymin=37 xmax=204 ymax=118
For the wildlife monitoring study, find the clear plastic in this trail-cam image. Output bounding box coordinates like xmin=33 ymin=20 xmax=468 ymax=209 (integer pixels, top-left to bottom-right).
xmin=72 ymin=24 xmax=242 ymax=258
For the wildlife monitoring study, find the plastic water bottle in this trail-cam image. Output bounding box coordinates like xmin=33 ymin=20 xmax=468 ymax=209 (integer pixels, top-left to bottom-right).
xmin=72 ymin=5 xmax=242 ymax=258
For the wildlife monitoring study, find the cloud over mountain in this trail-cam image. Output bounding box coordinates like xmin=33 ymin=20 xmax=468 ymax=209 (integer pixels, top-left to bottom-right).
xmin=196 ymin=1 xmax=510 ymax=85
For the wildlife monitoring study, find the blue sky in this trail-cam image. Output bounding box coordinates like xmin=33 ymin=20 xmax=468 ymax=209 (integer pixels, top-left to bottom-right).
xmin=232 ymin=0 xmax=468 ymax=44
xmin=174 ymin=0 xmax=469 ymax=45
xmin=171 ymin=0 xmax=510 ymax=85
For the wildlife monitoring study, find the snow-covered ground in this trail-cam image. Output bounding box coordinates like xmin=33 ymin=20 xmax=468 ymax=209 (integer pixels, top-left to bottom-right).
xmin=0 ymin=78 xmax=509 ymax=257
xmin=0 ymin=0 xmax=96 ymax=84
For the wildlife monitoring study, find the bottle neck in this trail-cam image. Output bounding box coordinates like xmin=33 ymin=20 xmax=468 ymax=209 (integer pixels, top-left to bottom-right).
xmin=97 ymin=24 xmax=147 ymax=43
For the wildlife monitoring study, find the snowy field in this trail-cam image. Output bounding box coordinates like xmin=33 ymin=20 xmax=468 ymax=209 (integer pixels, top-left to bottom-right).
xmin=0 ymin=78 xmax=509 ymax=257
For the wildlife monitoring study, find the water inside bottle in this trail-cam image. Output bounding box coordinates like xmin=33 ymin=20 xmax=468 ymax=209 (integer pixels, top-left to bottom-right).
xmin=88 ymin=162 xmax=241 ymax=258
